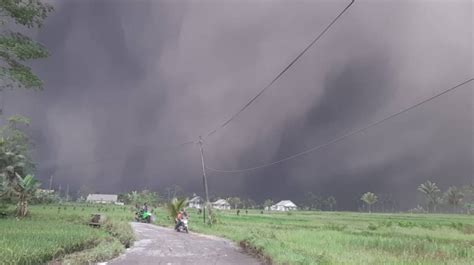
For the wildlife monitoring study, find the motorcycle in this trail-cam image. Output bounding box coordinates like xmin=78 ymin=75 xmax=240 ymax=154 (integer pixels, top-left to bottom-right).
xmin=135 ymin=209 xmax=153 ymax=223
xmin=176 ymin=218 xmax=189 ymax=233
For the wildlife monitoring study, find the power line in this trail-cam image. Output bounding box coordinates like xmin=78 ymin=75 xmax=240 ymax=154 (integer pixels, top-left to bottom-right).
xmin=204 ymin=0 xmax=356 ymax=139
xmin=206 ymin=78 xmax=474 ymax=173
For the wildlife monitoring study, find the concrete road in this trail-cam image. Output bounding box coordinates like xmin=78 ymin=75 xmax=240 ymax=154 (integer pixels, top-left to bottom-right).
xmin=106 ymin=222 xmax=261 ymax=265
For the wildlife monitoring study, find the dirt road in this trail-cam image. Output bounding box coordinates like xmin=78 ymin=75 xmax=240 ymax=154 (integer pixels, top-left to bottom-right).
xmin=106 ymin=222 xmax=261 ymax=265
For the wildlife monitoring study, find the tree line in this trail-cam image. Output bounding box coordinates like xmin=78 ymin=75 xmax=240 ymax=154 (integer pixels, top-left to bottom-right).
xmin=359 ymin=181 xmax=474 ymax=214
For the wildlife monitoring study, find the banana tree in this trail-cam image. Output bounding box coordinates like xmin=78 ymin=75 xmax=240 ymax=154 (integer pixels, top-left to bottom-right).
xmin=12 ymin=174 xmax=40 ymax=217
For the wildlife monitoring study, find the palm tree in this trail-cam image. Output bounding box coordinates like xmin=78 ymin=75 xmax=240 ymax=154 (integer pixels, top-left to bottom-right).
xmin=12 ymin=174 xmax=40 ymax=217
xmin=166 ymin=197 xmax=188 ymax=221
xmin=361 ymin=192 xmax=378 ymax=213
xmin=418 ymin=180 xmax=441 ymax=213
xmin=444 ymin=186 xmax=463 ymax=213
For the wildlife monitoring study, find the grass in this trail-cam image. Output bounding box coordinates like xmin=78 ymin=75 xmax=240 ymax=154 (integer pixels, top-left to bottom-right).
xmin=0 ymin=204 xmax=135 ymax=265
xmin=153 ymin=209 xmax=474 ymax=265
xmin=1 ymin=204 xmax=473 ymax=265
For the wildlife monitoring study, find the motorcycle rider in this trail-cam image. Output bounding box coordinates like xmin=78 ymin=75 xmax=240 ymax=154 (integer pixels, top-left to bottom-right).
xmin=175 ymin=210 xmax=183 ymax=230
xmin=175 ymin=208 xmax=188 ymax=231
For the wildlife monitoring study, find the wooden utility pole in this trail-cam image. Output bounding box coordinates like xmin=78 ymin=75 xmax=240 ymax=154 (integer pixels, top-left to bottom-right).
xmin=66 ymin=184 xmax=69 ymax=202
xmin=198 ymin=136 xmax=211 ymax=224
xmin=48 ymin=175 xmax=53 ymax=190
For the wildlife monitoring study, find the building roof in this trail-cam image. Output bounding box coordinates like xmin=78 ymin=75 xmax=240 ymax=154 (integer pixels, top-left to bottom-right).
xmin=212 ymin=199 xmax=230 ymax=206
xmin=86 ymin=194 xmax=118 ymax=202
xmin=189 ymin=196 xmax=203 ymax=203
xmin=273 ymin=200 xmax=297 ymax=208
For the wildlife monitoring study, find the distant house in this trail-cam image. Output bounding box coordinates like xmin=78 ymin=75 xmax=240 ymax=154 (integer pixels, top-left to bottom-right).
xmin=86 ymin=194 xmax=118 ymax=204
xmin=188 ymin=196 xmax=203 ymax=209
xmin=270 ymin=200 xmax=298 ymax=211
xmin=212 ymin=199 xmax=231 ymax=210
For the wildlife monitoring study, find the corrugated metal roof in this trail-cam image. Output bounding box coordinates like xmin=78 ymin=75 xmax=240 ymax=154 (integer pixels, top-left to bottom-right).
xmin=189 ymin=196 xmax=203 ymax=203
xmin=273 ymin=200 xmax=297 ymax=207
xmin=212 ymin=199 xmax=230 ymax=205
xmin=86 ymin=194 xmax=118 ymax=202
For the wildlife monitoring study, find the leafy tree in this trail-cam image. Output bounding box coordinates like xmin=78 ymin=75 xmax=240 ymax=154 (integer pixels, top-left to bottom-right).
xmin=227 ymin=197 xmax=242 ymax=209
xmin=0 ymin=0 xmax=53 ymax=91
xmin=378 ymin=193 xmax=396 ymax=213
xmin=11 ymin=174 xmax=40 ymax=216
xmin=0 ymin=115 xmax=33 ymax=194
xmin=444 ymin=186 xmax=463 ymax=213
xmin=303 ymin=192 xmax=325 ymax=210
xmin=243 ymin=198 xmax=257 ymax=209
xmin=166 ymin=197 xmax=188 ymax=220
xmin=361 ymin=192 xmax=378 ymax=213
xmin=126 ymin=190 xmax=160 ymax=207
xmin=325 ymin=196 xmax=337 ymax=211
xmin=418 ymin=180 xmax=441 ymax=213
xmin=165 ymin=185 xmax=182 ymax=201
xmin=263 ymin=199 xmax=273 ymax=210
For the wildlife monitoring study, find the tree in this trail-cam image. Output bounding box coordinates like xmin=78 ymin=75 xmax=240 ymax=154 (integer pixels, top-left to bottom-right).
xmin=444 ymin=186 xmax=463 ymax=213
xmin=460 ymin=184 xmax=474 ymax=214
xmin=11 ymin=174 xmax=40 ymax=216
xmin=126 ymin=190 xmax=160 ymax=207
xmin=361 ymin=192 xmax=378 ymax=213
xmin=227 ymin=197 xmax=242 ymax=209
xmin=325 ymin=196 xmax=337 ymax=211
xmin=303 ymin=192 xmax=323 ymax=210
xmin=418 ymin=180 xmax=441 ymax=213
xmin=243 ymin=198 xmax=257 ymax=209
xmin=165 ymin=185 xmax=182 ymax=201
xmin=0 ymin=0 xmax=53 ymax=91
xmin=0 ymin=116 xmax=32 ymax=173
xmin=166 ymin=197 xmax=188 ymax=220
xmin=263 ymin=199 xmax=273 ymax=210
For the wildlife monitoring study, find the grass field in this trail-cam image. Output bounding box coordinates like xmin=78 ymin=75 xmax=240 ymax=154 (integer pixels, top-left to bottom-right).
xmin=154 ymin=209 xmax=474 ymax=265
xmin=1 ymin=205 xmax=473 ymax=265
xmin=0 ymin=204 xmax=135 ymax=265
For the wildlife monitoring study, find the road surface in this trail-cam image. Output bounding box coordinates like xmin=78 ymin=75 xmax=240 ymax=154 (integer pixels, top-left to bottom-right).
xmin=106 ymin=222 xmax=261 ymax=265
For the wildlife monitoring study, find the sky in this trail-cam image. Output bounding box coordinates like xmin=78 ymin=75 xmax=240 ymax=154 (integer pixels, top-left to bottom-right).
xmin=1 ymin=0 xmax=472 ymax=210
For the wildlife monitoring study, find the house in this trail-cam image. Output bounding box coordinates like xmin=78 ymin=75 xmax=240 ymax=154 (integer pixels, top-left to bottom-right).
xmin=188 ymin=196 xmax=203 ymax=209
xmin=270 ymin=200 xmax=298 ymax=211
xmin=212 ymin=199 xmax=231 ymax=210
xmin=86 ymin=194 xmax=118 ymax=204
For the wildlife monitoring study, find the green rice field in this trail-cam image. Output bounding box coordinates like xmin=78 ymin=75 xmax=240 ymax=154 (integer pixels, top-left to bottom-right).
xmin=0 ymin=204 xmax=134 ymax=265
xmin=155 ymin=209 xmax=474 ymax=265
xmin=1 ymin=205 xmax=473 ymax=265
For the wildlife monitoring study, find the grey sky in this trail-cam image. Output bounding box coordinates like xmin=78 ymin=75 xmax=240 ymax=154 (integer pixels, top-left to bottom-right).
xmin=2 ymin=0 xmax=472 ymax=209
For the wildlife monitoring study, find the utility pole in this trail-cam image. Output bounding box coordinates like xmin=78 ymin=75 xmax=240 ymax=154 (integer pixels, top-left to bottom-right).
xmin=198 ymin=136 xmax=211 ymax=224
xmin=66 ymin=184 xmax=69 ymax=202
xmin=48 ymin=175 xmax=53 ymax=191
